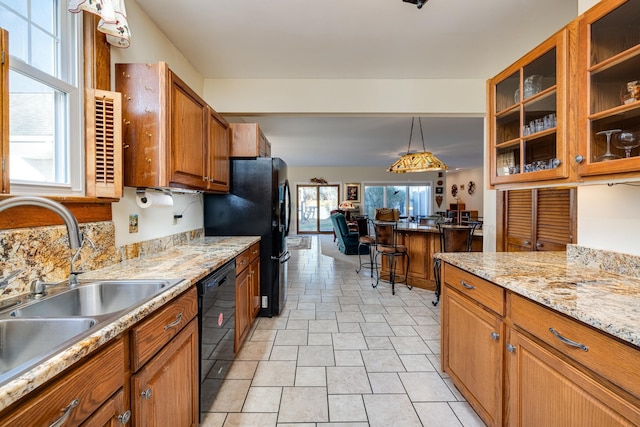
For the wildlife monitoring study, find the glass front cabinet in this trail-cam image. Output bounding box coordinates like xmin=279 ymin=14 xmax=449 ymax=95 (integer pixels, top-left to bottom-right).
xmin=577 ymin=0 xmax=640 ymax=179
xmin=488 ymin=24 xmax=576 ymax=187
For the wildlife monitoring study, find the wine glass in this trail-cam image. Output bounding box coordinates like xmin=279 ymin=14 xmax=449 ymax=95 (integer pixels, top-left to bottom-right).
xmin=595 ymin=129 xmax=622 ymax=162
xmin=613 ymin=131 xmax=640 ymax=158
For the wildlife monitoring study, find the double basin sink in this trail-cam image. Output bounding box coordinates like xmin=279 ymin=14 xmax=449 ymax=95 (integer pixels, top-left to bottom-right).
xmin=0 ymin=278 xmax=184 ymax=386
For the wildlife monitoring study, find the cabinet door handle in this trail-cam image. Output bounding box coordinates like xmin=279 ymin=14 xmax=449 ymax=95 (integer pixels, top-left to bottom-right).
xmin=536 ymin=242 xmax=543 ymax=248
xmin=164 ymin=312 xmax=183 ymax=331
xmin=49 ymin=398 xmax=79 ymax=427
xmin=141 ymin=388 xmax=152 ymax=400
xmin=506 ymin=344 xmax=516 ymax=353
xmin=491 ymin=332 xmax=500 ymax=341
xmin=524 ymin=240 xmax=531 ymax=246
xmin=460 ymin=280 xmax=475 ymax=290
xmin=118 ymin=410 xmax=132 ymax=424
xmin=549 ymin=327 xmax=589 ymax=351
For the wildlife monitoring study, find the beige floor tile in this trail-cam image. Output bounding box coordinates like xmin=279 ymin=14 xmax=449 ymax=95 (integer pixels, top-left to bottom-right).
xmin=362 ymin=394 xmax=422 ymax=427
xmin=332 ymin=332 xmax=367 ymax=350
xmin=414 ymin=402 xmax=464 ymax=426
xmin=270 ymin=345 xmax=299 ymax=361
xmin=361 ymin=349 xmax=406 ymax=372
xmin=243 ymin=387 xmax=283 ymax=412
xmin=274 ymin=329 xmax=308 ymax=346
xmin=223 ymin=412 xmax=278 ymax=427
xmin=364 ymin=336 xmax=394 ymax=349
xmin=289 ymin=309 xmax=317 ymax=320
xmin=336 ymin=311 xmax=365 ymax=323
xmin=399 ymin=354 xmax=436 ymax=372
xmin=207 ymin=379 xmax=251 ymax=412
xmin=399 ymin=371 xmax=457 ymax=402
xmin=449 ymin=401 xmax=487 ymax=427
xmin=225 ymin=360 xmax=258 ymax=379
xmin=298 ymin=344 xmax=335 ymax=366
xmin=308 ymin=332 xmax=333 ymax=346
xmin=252 ymin=360 xmax=297 ymax=386
xmin=287 ymin=319 xmax=310 ymax=330
xmin=359 ymin=322 xmax=394 ymax=337
xmin=235 ymin=341 xmax=274 ymax=361
xmin=334 ymin=350 xmax=364 ymax=366
xmin=309 ymin=319 xmax=339 ymax=333
xmin=390 ymin=325 xmax=419 ymax=336
xmin=326 ymin=366 xmax=372 ymax=394
xmin=279 ymin=387 xmax=329 ymax=423
xmin=198 ymin=412 xmax=226 ymax=427
xmin=328 ymin=394 xmax=367 ymax=422
xmin=384 ymin=312 xmax=417 ymax=325
xmin=295 ymin=366 xmax=326 ymax=386
xmin=368 ymin=372 xmax=405 ymax=394
xmin=315 ymin=311 xmax=337 ymax=320
xmin=336 ymin=322 xmax=361 ymax=333
xmin=255 ymin=316 xmax=289 ymax=330
xmin=390 ymin=336 xmax=431 ymax=354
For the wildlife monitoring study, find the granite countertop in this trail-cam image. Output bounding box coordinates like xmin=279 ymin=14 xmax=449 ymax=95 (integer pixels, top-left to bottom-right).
xmin=436 ymin=251 xmax=640 ymax=349
xmin=0 ymin=235 xmax=259 ymax=412
xmin=395 ymin=222 xmax=484 ymax=237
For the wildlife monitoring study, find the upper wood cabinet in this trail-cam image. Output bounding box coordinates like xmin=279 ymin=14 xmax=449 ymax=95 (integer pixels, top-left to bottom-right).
xmin=487 ymin=23 xmax=577 ymax=188
xmin=576 ymin=0 xmax=640 ymax=180
xmin=230 ymin=122 xmax=271 ymax=158
xmin=115 ymin=62 xmax=230 ymax=192
xmin=207 ymin=107 xmax=231 ymax=192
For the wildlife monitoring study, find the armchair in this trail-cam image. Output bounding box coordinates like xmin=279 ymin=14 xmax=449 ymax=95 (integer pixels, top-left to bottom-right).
xmin=330 ymin=213 xmax=369 ymax=255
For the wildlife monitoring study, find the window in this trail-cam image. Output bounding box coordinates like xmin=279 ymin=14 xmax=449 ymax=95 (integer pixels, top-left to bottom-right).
xmin=1 ymin=0 xmax=83 ymax=194
xmin=363 ymin=183 xmax=432 ymax=220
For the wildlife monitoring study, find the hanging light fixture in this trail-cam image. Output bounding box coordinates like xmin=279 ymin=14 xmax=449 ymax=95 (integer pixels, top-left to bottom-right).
xmin=387 ymin=117 xmax=448 ymax=173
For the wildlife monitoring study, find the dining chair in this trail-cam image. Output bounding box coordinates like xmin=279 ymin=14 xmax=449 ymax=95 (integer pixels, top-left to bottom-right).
xmin=355 ymin=217 xmax=375 ymax=277
xmin=432 ymin=223 xmax=478 ymax=305
xmin=371 ymin=221 xmax=411 ymax=295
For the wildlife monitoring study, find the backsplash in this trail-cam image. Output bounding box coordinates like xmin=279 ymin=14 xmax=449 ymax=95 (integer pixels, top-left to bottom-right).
xmin=567 ymin=244 xmax=640 ymax=279
xmin=0 ymin=222 xmax=203 ymax=300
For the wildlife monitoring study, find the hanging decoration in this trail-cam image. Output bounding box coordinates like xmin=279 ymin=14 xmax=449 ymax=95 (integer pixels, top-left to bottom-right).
xmin=387 ymin=117 xmax=448 ymax=173
xmin=68 ymin=0 xmax=131 ymax=48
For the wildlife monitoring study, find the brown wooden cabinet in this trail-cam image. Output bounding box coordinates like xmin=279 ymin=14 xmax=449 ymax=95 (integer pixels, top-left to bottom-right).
xmin=235 ymin=243 xmax=260 ymax=351
xmin=0 ymin=338 xmax=126 ymax=427
xmin=441 ymin=264 xmax=504 ymax=427
xmin=248 ymin=243 xmax=261 ymax=320
xmin=81 ymin=388 xmax=129 ymax=427
xmin=230 ymin=123 xmax=272 ymax=158
xmin=441 ymin=263 xmax=640 ymax=427
xmin=499 ymin=187 xmax=575 ymax=252
xmin=576 ymin=0 xmax=640 ymax=180
xmin=130 ymin=287 xmax=199 ymax=427
xmin=487 ymin=23 xmax=577 ymax=188
xmin=116 ymin=62 xmax=230 ymax=192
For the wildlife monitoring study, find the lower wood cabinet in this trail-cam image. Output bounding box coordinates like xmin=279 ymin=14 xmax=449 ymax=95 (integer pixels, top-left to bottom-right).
xmin=0 ymin=337 xmax=126 ymax=427
xmin=442 ymin=263 xmax=640 ymax=427
xmin=81 ymin=388 xmax=129 ymax=427
xmin=235 ymin=242 xmax=260 ymax=352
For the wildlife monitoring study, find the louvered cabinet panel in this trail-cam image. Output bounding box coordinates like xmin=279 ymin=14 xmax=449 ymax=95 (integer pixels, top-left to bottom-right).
xmin=536 ymin=188 xmax=574 ymax=251
xmin=506 ymin=189 xmax=534 ymax=251
xmin=85 ymin=88 xmax=122 ymax=198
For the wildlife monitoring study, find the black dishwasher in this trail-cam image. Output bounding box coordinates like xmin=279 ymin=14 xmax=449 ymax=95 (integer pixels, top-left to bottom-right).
xmin=197 ymin=260 xmax=236 ymax=416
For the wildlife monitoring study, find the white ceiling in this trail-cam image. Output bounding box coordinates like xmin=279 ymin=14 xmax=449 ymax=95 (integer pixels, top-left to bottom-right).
xmin=134 ymin=0 xmax=579 ymax=169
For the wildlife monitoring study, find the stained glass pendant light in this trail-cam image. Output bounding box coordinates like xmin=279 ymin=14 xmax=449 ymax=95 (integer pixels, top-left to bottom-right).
xmin=387 ymin=117 xmax=448 ymax=173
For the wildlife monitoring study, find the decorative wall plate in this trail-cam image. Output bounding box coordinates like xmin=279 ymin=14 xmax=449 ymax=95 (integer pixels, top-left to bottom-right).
xmin=437 ymin=180 xmax=443 ymax=186
xmin=468 ymin=181 xmax=476 ymax=195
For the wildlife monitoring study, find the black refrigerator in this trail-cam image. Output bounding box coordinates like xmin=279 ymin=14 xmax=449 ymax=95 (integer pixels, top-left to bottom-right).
xmin=204 ymin=157 xmax=291 ymax=317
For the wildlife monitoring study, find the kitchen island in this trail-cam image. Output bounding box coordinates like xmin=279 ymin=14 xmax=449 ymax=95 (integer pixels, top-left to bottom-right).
xmin=0 ymin=235 xmax=259 ymax=417
xmin=437 ymin=250 xmax=640 ymax=426
xmin=379 ymin=222 xmax=483 ymax=290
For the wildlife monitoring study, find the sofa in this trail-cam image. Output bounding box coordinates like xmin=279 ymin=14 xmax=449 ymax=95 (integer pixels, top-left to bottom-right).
xmin=330 ymin=212 xmax=369 ymax=255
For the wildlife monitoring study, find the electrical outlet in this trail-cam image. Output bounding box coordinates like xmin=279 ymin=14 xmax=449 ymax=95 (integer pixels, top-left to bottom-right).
xmin=262 ymin=296 xmax=268 ymax=308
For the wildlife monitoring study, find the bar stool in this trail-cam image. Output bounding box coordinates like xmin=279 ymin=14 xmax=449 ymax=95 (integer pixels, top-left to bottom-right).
xmin=371 ymin=221 xmax=411 ymax=295
xmin=432 ymin=223 xmax=478 ymax=306
xmin=355 ymin=217 xmax=375 ymax=277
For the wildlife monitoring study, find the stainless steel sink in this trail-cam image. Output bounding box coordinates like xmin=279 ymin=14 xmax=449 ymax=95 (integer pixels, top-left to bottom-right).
xmin=11 ymin=279 xmax=182 ymax=318
xmin=0 ymin=318 xmax=96 ymax=384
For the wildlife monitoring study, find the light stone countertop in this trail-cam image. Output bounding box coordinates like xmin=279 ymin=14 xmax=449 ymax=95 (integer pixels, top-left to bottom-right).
xmin=436 ymin=251 xmax=640 ymax=349
xmin=0 ymin=235 xmax=259 ymax=413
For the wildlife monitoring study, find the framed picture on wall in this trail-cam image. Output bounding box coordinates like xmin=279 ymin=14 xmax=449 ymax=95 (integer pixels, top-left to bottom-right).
xmin=435 ymin=187 xmax=444 ymax=194
xmin=345 ymin=183 xmax=360 ymax=202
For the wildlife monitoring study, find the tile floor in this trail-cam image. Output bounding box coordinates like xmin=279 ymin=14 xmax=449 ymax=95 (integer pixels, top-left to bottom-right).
xmin=200 ymin=235 xmax=485 ymax=426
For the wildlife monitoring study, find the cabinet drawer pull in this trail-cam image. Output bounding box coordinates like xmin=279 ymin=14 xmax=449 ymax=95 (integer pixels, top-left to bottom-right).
xmin=491 ymin=332 xmax=500 ymax=341
xmin=164 ymin=312 xmax=183 ymax=331
xmin=141 ymin=388 xmax=152 ymax=400
xmin=49 ymin=398 xmax=79 ymax=427
xmin=118 ymin=410 xmax=132 ymax=424
xmin=549 ymin=327 xmax=589 ymax=351
xmin=460 ymin=280 xmax=475 ymax=290
xmin=506 ymin=344 xmax=516 ymax=353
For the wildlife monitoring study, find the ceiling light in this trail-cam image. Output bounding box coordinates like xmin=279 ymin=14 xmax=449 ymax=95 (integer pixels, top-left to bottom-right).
xmin=403 ymin=0 xmax=428 ymax=9
xmin=387 ymin=117 xmax=448 ymax=173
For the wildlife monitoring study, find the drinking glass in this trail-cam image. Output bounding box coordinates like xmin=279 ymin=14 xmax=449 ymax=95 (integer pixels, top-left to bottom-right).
xmin=595 ymin=129 xmax=622 ymax=162
xmin=613 ymin=131 xmax=640 ymax=158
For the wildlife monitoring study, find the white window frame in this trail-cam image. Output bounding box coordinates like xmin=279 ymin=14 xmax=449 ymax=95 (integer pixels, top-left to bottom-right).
xmin=6 ymin=1 xmax=84 ymax=196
